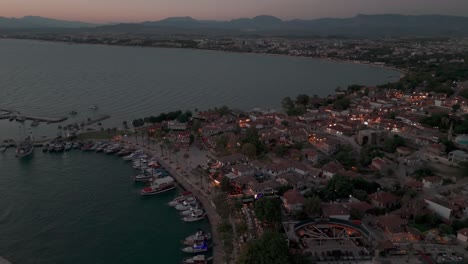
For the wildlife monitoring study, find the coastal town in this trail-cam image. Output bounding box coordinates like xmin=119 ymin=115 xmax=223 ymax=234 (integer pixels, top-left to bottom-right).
xmin=5 ymin=77 xmax=468 ymax=263
xmin=2 ymin=36 xmax=468 ymax=263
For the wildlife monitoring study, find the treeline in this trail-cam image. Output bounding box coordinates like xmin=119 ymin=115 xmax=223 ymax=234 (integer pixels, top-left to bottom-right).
xmin=131 ymin=110 xmax=192 ymax=128
xmin=281 ymin=84 xmax=364 ymax=116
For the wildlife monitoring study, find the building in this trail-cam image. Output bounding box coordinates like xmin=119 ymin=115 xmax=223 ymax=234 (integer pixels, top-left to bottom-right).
xmin=216 ymin=153 xmax=248 ymax=167
xmin=231 ymin=164 xmax=255 ymax=177
xmin=167 ymin=121 xmax=188 ymax=131
xmin=356 ymin=129 xmax=387 ymax=146
xmin=321 ymin=161 xmax=344 ymax=179
xmin=457 ymin=228 xmax=468 ymax=243
xmin=422 ymin=176 xmax=443 ymax=189
xmin=369 ymin=192 xmax=399 ymax=209
xmin=375 ymin=214 xmax=410 ymax=242
xmin=282 ymin=189 xmax=306 ymax=215
xmin=302 ymin=149 xmax=318 ymax=164
xmin=424 ymin=197 xmax=455 ymax=220
xmin=321 ymin=203 xmax=350 ymax=220
xmin=449 ymin=150 xmax=468 ymax=164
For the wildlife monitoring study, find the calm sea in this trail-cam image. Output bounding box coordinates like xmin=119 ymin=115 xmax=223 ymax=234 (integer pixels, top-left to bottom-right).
xmin=0 ymin=39 xmax=400 ymax=140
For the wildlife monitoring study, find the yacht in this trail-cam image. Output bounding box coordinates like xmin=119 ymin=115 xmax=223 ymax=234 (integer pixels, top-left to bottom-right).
xmin=180 ymin=207 xmax=202 ymax=217
xmin=182 ymin=255 xmax=209 ymax=264
xmin=140 ymin=176 xmax=176 ymax=196
xmin=48 ymin=143 xmax=55 ymax=152
xmin=181 ymin=241 xmax=208 ymax=254
xmin=72 ymin=142 xmax=81 ymax=149
xmin=168 ymin=191 xmax=193 ymax=207
xmin=134 ymin=173 xmax=153 ymax=182
xmin=183 ymin=230 xmax=212 ymax=246
xmin=175 ymin=198 xmax=198 ymax=211
xmin=90 ymin=105 xmax=98 ymax=110
xmin=16 ymin=137 xmax=34 ymax=158
xmin=182 ymin=210 xmax=206 ymax=222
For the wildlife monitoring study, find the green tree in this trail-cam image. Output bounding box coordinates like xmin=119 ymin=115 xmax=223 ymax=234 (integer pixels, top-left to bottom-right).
xmin=350 ymin=208 xmax=364 ymax=220
xmin=253 ymin=198 xmax=282 ymax=227
xmin=281 ymin=97 xmax=294 ymax=113
xmin=220 ymin=176 xmax=233 ymax=193
xmin=452 ymin=104 xmax=461 ymax=113
xmin=241 ymin=143 xmax=257 ymax=159
xmin=304 ymin=196 xmax=321 ymax=217
xmin=238 ymin=231 xmax=289 ymax=264
xmin=332 ymin=97 xmax=351 ymax=110
xmin=295 ymin=94 xmax=310 ymax=106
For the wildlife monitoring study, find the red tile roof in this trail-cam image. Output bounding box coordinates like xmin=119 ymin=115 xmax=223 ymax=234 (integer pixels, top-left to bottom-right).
xmin=283 ymin=189 xmax=306 ymax=205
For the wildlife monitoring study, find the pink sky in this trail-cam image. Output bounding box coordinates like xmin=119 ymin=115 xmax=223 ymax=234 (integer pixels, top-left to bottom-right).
xmin=1 ymin=0 xmax=467 ymax=23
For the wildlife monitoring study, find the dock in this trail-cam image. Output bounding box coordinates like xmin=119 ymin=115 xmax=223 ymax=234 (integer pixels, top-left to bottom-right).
xmin=64 ymin=115 xmax=111 ymax=129
xmin=0 ymin=107 xmax=68 ymax=123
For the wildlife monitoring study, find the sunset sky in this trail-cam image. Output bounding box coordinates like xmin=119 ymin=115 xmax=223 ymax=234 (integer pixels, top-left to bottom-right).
xmin=1 ymin=0 xmax=467 ymax=23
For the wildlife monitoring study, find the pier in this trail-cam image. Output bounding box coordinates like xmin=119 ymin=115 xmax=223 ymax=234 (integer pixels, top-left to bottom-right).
xmin=64 ymin=115 xmax=111 ymax=129
xmin=0 ymin=108 xmax=68 ymax=123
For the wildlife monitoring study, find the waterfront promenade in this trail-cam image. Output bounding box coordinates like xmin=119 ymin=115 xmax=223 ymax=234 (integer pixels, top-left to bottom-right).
xmin=123 ymin=138 xmax=224 ymax=264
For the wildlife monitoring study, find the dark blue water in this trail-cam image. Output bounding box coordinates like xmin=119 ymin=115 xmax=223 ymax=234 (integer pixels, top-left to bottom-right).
xmin=0 ymin=39 xmax=401 ymax=139
xmin=0 ymin=149 xmax=209 ymax=264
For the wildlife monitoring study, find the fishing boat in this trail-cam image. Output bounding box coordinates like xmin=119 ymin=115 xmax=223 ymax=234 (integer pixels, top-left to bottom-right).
xmin=182 ymin=255 xmax=209 ymax=264
xmin=140 ymin=176 xmax=176 ymax=196
xmin=15 ymin=116 xmax=26 ymax=122
xmin=90 ymin=105 xmax=98 ymax=110
xmin=69 ymin=110 xmax=78 ymax=115
xmin=48 ymin=143 xmax=55 ymax=152
xmin=54 ymin=142 xmax=64 ymax=152
xmin=175 ymin=197 xmax=198 ymax=211
xmin=16 ymin=137 xmax=34 ymax=158
xmin=183 ymin=230 xmax=212 ymax=246
xmin=31 ymin=120 xmax=40 ymax=127
xmin=182 ymin=240 xmax=208 ymax=254
xmin=168 ymin=191 xmax=194 ymax=207
xmin=182 ymin=210 xmax=206 ymax=222
xmin=42 ymin=143 xmax=49 ymax=152
xmin=64 ymin=142 xmax=72 ymax=151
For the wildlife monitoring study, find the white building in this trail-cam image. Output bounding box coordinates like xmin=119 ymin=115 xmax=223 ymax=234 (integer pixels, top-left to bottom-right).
xmin=424 ymin=198 xmax=454 ymax=220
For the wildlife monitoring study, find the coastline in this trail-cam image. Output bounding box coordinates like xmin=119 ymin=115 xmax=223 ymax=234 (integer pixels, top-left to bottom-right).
xmin=1 ymin=37 xmax=406 ymax=77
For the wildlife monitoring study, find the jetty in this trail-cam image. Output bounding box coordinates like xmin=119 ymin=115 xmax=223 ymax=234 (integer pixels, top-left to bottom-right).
xmin=64 ymin=115 xmax=111 ymax=129
xmin=0 ymin=107 xmax=68 ymax=123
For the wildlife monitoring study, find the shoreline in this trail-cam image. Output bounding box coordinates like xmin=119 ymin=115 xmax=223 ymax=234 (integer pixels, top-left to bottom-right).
xmin=2 ymin=37 xmax=406 ymax=77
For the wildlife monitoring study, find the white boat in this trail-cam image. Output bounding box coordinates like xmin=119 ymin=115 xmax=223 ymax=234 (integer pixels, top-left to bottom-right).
xmin=183 ymin=230 xmax=212 ymax=246
xmin=182 ymin=241 xmax=208 ymax=254
xmin=140 ymin=176 xmax=176 ymax=196
xmin=134 ymin=173 xmax=153 ymax=182
xmin=0 ymin=145 xmax=6 ymax=153
xmin=175 ymin=198 xmax=198 ymax=211
xmin=180 ymin=207 xmax=202 ymax=217
xmin=168 ymin=191 xmax=194 ymax=207
xmin=90 ymin=105 xmax=98 ymax=110
xmin=64 ymin=142 xmax=72 ymax=151
xmin=182 ymin=210 xmax=206 ymax=222
xmin=182 ymin=255 xmax=208 ymax=264
xmin=122 ymin=152 xmax=145 ymax=161
xmin=16 ymin=137 xmax=34 ymax=158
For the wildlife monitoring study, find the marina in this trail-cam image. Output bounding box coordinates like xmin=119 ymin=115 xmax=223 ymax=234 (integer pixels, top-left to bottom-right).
xmin=0 ymin=141 xmax=210 ymax=263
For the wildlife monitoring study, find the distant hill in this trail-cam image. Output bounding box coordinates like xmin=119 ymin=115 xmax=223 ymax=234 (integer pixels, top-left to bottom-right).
xmin=137 ymin=14 xmax=468 ymax=37
xmin=2 ymin=14 xmax=468 ymax=37
xmin=0 ymin=16 xmax=97 ymax=28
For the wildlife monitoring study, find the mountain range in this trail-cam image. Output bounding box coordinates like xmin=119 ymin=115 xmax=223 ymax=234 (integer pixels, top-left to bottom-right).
xmin=2 ymin=14 xmax=468 ymax=37
xmin=0 ymin=16 xmax=96 ymax=28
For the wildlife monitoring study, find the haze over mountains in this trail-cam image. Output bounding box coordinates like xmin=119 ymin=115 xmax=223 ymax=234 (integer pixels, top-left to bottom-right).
xmin=2 ymin=14 xmax=468 ymax=37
